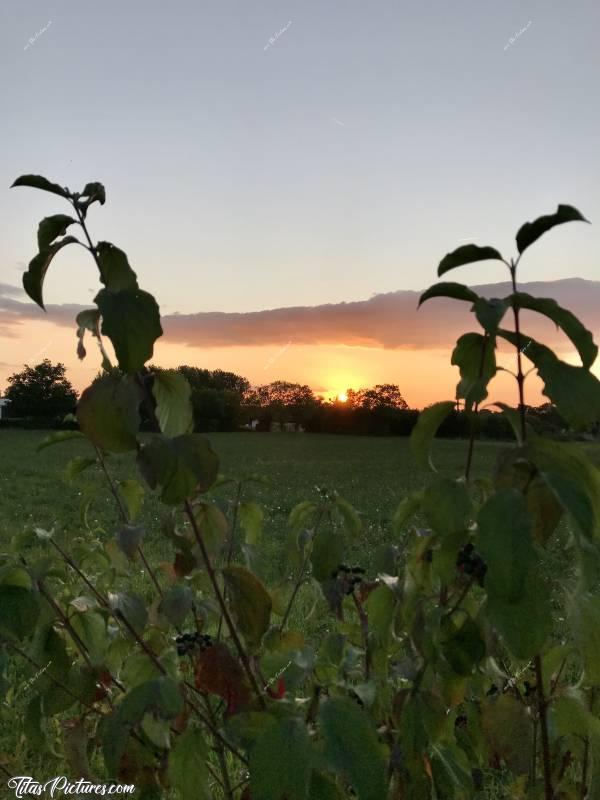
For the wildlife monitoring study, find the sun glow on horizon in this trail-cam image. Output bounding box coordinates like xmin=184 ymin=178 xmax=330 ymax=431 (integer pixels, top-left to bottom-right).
xmin=337 ymin=391 xmax=348 ymax=403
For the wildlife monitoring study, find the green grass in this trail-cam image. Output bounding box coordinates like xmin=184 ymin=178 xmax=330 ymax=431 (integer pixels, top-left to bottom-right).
xmin=0 ymin=429 xmax=505 ymax=556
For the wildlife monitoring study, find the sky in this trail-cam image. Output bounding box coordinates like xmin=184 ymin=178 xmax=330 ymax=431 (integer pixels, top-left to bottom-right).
xmin=1 ymin=1 xmax=599 ymax=406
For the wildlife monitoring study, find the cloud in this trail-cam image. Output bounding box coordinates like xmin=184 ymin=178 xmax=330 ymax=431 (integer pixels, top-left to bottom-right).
xmin=1 ymin=278 xmax=600 ymax=354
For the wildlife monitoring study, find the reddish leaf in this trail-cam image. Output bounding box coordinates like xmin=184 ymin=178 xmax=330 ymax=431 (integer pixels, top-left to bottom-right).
xmin=194 ymin=643 xmax=252 ymax=715
xmin=266 ymin=677 xmax=286 ymax=700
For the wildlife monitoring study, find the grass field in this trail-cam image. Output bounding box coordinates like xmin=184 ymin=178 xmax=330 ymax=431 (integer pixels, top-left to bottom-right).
xmin=0 ymin=429 xmax=507 ymax=570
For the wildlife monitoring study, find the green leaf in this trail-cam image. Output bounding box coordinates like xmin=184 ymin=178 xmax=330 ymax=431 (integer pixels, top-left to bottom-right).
xmin=75 ymin=308 xmax=102 ymax=361
xmin=77 ymin=374 xmax=141 ymax=453
xmin=309 ymin=772 xmax=343 ymax=800
xmin=437 ymin=244 xmax=504 ymax=277
xmin=168 ymin=726 xmax=211 ymax=800
xmin=526 ymin=434 xmax=600 ymax=540
xmin=510 ymin=292 xmax=597 ymax=368
xmin=119 ymin=479 xmax=145 ymax=520
xmin=451 ymin=332 xmax=496 ymax=408
xmin=516 ymin=204 xmax=588 ymax=254
xmin=251 ymin=717 xmax=313 ymax=800
xmin=104 ymin=677 xmax=184 ymax=776
xmin=492 ymin=403 xmax=525 ymax=445
xmin=498 ymin=329 xmax=600 ymax=430
xmin=477 ymin=489 xmax=534 ymax=601
xmin=319 ymin=696 xmax=387 ymax=800
xmin=334 ymin=496 xmax=361 ymax=537
xmin=0 ymin=586 xmax=39 ymax=640
xmin=152 ymin=370 xmax=193 ymax=437
xmin=410 ymin=401 xmax=456 ymax=471
xmin=109 ymin=592 xmax=148 ymax=637
xmin=159 ymin=585 xmax=194 ymax=627
xmin=95 ymin=287 xmax=162 ymax=372
xmin=418 ymin=282 xmax=479 ymax=307
xmin=289 ymin=500 xmax=317 ymax=531
xmin=65 ymin=456 xmax=97 ymax=481
xmin=442 ymin=616 xmax=485 ymax=676
xmin=137 ymin=434 xmax=219 ymax=504
xmin=481 ymin=694 xmax=532 ymax=775
xmin=478 ymin=490 xmax=551 ymax=658
xmin=23 ymin=236 xmax=79 ymax=309
xmin=96 ymin=241 xmax=138 ymax=292
xmin=423 ymin=478 xmax=471 ymax=537
xmin=472 ymin=297 xmax=509 ymax=335
xmin=37 ymin=430 xmax=85 ymax=451
xmin=80 ymin=182 xmax=106 ymax=206
xmin=116 ymin=524 xmax=145 ymax=559
xmin=311 ymin=529 xmax=344 ymax=582
xmin=569 ymin=592 xmax=600 ymax=685
xmin=70 ymin=611 xmax=108 ymax=666
xmin=222 ymin=565 xmax=272 ymax=650
xmin=37 ymin=214 xmax=76 ymax=251
xmin=391 ymin=491 xmax=423 ymax=535
xmin=239 ymin=501 xmax=264 ymax=545
xmin=12 ymin=173 xmax=69 ymax=198
xmin=193 ymin=502 xmax=228 ymax=556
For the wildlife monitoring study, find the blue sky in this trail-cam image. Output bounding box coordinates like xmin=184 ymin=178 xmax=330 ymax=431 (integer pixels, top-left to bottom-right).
xmin=1 ymin=1 xmax=599 ymax=401
xmin=2 ymin=0 xmax=599 ymax=314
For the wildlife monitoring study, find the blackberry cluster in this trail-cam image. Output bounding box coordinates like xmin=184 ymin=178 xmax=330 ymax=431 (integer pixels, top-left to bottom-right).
xmin=175 ymin=631 xmax=213 ymax=656
xmin=454 ymin=714 xmax=468 ymax=730
xmin=330 ymin=564 xmax=366 ymax=595
xmin=456 ymin=543 xmax=487 ymax=586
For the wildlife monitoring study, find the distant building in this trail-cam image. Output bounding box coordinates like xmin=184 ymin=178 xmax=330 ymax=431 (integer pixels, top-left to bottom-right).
xmin=0 ymin=398 xmax=10 ymax=420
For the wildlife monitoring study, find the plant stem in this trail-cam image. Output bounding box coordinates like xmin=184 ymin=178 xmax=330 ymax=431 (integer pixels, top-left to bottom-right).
xmin=510 ymin=262 xmax=527 ymax=443
xmin=37 ymin=579 xmax=93 ymax=670
xmin=352 ymin=593 xmax=370 ymax=679
xmin=48 ymin=536 xmax=108 ymax=608
xmin=464 ymin=333 xmax=490 ymax=481
xmin=184 ymin=500 xmax=266 ymax=709
xmin=203 ymin=695 xmax=234 ymax=800
xmin=280 ymin=508 xmax=326 ymax=632
xmin=534 ymin=654 xmax=553 ymax=800
xmin=95 ymin=445 xmax=163 ymax=599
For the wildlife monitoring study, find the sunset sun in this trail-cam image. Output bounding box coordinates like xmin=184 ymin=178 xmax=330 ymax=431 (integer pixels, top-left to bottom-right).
xmin=337 ymin=391 xmax=348 ymax=403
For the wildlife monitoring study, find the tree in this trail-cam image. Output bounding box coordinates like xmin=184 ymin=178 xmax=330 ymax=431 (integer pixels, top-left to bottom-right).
xmin=346 ymin=384 xmax=408 ymax=410
xmin=4 ymin=360 xmax=78 ymax=419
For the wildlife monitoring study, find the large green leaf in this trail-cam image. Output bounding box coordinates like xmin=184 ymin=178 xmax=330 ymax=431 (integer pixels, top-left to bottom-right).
xmin=104 ymin=677 xmax=184 ymax=776
xmin=410 ymin=401 xmax=456 ymax=470
xmin=96 ymin=241 xmax=138 ymax=292
xmin=498 ymin=330 xmax=600 ymax=429
xmin=516 ymin=204 xmax=588 ymax=254
xmin=451 ymin=332 xmax=496 ymax=408
xmin=526 ymin=434 xmax=600 ymax=540
xmin=239 ymin=501 xmax=264 ymax=545
xmin=442 ymin=616 xmax=485 ymax=676
xmin=319 ymin=697 xmax=387 ymax=800
xmin=95 ymin=287 xmax=162 ymax=372
xmin=472 ymin=297 xmax=509 ymax=335
xmin=418 ymin=282 xmax=479 ymax=307
xmin=222 ymin=565 xmax=272 ymax=650
xmin=437 ymin=244 xmax=504 ymax=277
xmin=77 ymin=374 xmax=141 ymax=453
xmin=510 ymin=292 xmax=597 ymax=368
xmin=22 ymin=236 xmax=79 ymax=309
xmin=0 ymin=586 xmax=40 ymax=640
xmin=569 ymin=592 xmax=600 ymax=686
xmin=152 ymin=370 xmax=194 ymax=437
xmin=477 ymin=489 xmax=534 ymax=601
xmin=311 ymin=528 xmax=344 ymax=583
xmin=477 ymin=489 xmax=551 ymax=657
xmin=12 ymin=174 xmax=69 ymax=198
xmin=250 ymin=716 xmax=313 ymax=800
xmin=118 ymin=479 xmax=145 ymax=520
xmin=109 ymin=592 xmax=148 ymax=637
xmin=137 ymin=434 xmax=218 ymax=504
xmin=159 ymin=585 xmax=194 ymax=627
xmin=168 ymin=726 xmax=210 ymax=800
xmin=422 ymin=478 xmax=471 ymax=537
xmin=37 ymin=214 xmax=77 ymax=251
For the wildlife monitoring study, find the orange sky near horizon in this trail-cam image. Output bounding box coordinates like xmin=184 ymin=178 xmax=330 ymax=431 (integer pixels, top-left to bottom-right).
xmin=0 ymin=317 xmax=553 ymax=410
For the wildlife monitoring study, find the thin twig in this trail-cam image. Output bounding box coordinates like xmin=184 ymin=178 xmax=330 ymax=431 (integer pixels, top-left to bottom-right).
xmin=184 ymin=500 xmax=266 ymax=709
